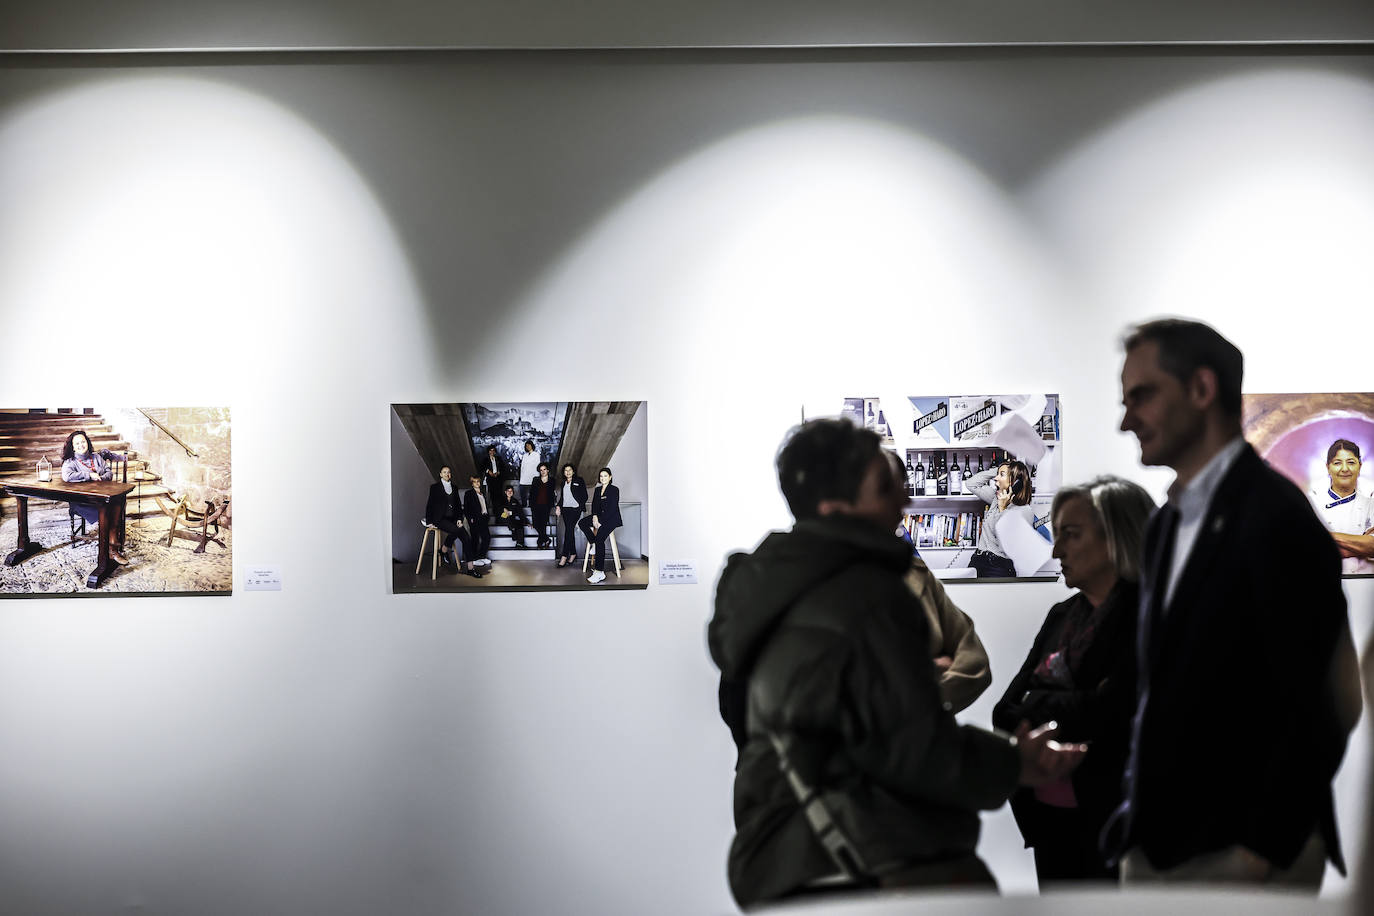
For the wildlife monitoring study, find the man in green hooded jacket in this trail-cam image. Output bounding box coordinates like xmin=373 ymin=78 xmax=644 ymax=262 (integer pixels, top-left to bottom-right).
xmin=709 ymin=418 xmax=1083 ymax=907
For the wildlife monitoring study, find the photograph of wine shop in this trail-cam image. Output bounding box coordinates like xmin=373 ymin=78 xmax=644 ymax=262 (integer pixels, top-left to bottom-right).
xmin=810 ymin=393 xmax=1062 ymax=580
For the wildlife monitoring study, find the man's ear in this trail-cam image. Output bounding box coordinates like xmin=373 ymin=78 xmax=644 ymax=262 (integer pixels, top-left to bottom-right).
xmin=815 ymin=498 xmax=854 ymax=518
xmin=1188 ymin=366 xmax=1219 ymax=412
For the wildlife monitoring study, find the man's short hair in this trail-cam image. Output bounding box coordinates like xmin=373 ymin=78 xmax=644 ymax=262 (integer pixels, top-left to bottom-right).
xmin=1123 ymin=318 xmax=1244 ymax=417
xmin=776 ymin=418 xmax=882 ymax=521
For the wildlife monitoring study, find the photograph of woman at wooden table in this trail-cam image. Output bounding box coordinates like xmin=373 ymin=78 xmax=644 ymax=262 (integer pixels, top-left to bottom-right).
xmin=0 ymin=407 xmax=233 ymax=596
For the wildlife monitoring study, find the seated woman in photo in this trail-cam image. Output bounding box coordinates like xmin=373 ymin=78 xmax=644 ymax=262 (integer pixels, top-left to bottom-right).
xmin=463 ymin=475 xmax=493 ymax=567
xmin=992 ymin=475 xmax=1154 ymax=888
xmin=1309 ymin=438 xmax=1374 ymax=575
xmin=60 ymin=429 xmax=129 ymax=565
xmin=554 ymin=463 xmax=588 ymax=568
xmin=966 ymin=458 xmax=1033 ymax=578
xmin=577 ymin=467 xmax=621 ymax=584
xmin=499 ymin=484 xmax=527 ymax=547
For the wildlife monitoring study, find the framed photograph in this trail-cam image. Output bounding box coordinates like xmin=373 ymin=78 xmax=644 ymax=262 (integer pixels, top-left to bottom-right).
xmin=804 ymin=394 xmax=1062 ymax=581
xmin=391 ymin=401 xmax=648 ymax=592
xmin=1243 ymin=392 xmax=1374 ymax=577
xmin=0 ymin=407 xmax=232 ymax=596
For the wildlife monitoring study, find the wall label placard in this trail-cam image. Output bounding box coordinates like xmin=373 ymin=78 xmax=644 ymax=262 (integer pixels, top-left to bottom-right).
xmin=658 ymin=561 xmax=698 ymax=585
xmin=244 ymin=567 xmax=282 ymax=591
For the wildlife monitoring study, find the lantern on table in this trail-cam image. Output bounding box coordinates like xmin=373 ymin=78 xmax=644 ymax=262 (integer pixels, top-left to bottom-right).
xmin=36 ymin=455 xmax=51 ymax=482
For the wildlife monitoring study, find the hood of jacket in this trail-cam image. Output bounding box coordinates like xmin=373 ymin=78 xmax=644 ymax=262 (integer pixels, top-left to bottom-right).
xmin=708 ymin=515 xmax=911 ymax=680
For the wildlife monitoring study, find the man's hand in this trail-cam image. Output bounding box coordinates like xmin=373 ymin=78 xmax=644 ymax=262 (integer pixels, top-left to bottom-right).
xmin=1015 ymin=720 xmax=1087 ymax=787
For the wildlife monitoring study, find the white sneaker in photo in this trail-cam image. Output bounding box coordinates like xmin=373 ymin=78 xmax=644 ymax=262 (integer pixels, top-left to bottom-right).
xmin=478 ymin=558 xmax=491 ymax=567
xmin=588 ymin=570 xmax=606 ymax=584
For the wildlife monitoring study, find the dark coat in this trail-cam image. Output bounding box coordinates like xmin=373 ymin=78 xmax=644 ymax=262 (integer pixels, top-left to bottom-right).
xmin=527 ymin=475 xmax=556 ymax=507
xmin=555 ymin=475 xmax=588 ymax=511
xmin=462 ymin=488 xmax=488 ymax=525
xmin=708 ymin=516 xmax=1020 ymax=907
xmin=481 ymin=452 xmax=507 ymax=486
xmin=589 ymin=483 xmax=622 ymax=530
xmin=498 ymin=489 xmax=524 ymax=517
xmin=425 ymin=482 xmax=462 ymax=525
xmin=1107 ymin=445 xmax=1361 ymax=873
xmin=993 ymin=581 xmax=1138 ymax=849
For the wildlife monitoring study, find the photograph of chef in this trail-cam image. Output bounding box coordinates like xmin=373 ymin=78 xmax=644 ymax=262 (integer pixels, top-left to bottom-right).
xmin=1310 ymin=438 xmax=1374 ymax=574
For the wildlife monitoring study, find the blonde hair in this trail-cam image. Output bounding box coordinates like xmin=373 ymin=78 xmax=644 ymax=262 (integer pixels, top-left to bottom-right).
xmin=1051 ymin=476 xmax=1156 ymax=583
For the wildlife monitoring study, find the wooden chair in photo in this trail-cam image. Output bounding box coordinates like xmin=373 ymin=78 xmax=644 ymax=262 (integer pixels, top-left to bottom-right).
xmin=153 ymin=494 xmax=228 ymax=554
xmin=417 ymin=521 xmax=442 ymax=581
xmin=582 ymin=530 xmax=622 ymax=578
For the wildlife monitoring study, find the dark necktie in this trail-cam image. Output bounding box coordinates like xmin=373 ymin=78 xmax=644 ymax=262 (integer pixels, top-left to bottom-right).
xmin=1145 ymin=502 xmax=1181 ymax=659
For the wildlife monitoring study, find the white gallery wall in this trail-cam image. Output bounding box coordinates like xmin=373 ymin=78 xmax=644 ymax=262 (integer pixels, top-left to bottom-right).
xmin=2 ymin=28 xmax=1374 ymax=916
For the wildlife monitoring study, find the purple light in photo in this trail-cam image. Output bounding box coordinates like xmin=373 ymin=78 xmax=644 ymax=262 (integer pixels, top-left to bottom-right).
xmin=1261 ymin=414 xmax=1374 ymax=496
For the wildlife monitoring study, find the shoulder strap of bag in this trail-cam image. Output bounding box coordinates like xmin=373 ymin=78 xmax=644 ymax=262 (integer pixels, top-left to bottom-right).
xmin=766 ymin=730 xmax=878 ymax=887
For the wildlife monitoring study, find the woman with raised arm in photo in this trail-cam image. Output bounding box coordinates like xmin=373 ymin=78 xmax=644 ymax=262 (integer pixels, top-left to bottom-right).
xmin=965 ymin=458 xmax=1033 ymax=578
xmin=1309 ymin=438 xmax=1374 ymax=574
xmin=60 ymin=429 xmax=129 ymax=565
xmin=554 ymin=463 xmax=588 ymax=568
xmin=992 ymin=475 xmax=1154 ymax=888
xmin=578 ymin=467 xmax=621 ymax=584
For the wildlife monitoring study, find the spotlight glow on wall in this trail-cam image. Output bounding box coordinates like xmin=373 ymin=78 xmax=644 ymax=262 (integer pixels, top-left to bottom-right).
xmin=0 ymin=74 xmax=427 ymax=402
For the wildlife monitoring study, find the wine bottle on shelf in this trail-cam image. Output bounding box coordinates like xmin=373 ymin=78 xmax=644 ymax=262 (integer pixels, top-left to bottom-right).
xmin=913 ymin=455 xmax=925 ymax=494
xmin=905 ymin=457 xmax=915 ymax=497
xmin=948 ymin=450 xmax=962 ymax=496
xmin=963 ymin=453 xmax=972 ymax=491
xmin=924 ymin=455 xmax=936 ymax=496
xmin=936 ymin=453 xmax=948 ymax=496
xmin=876 ymin=409 xmax=888 ymax=437
xmin=977 ymin=451 xmax=985 ymax=474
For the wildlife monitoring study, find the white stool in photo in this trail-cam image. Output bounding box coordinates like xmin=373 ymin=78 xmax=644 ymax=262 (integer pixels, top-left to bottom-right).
xmin=582 ymin=529 xmax=622 ymax=578
xmin=417 ymin=521 xmax=442 ymax=581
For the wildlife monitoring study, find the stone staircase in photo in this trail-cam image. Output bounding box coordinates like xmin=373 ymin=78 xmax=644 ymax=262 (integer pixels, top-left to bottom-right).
xmin=486 ymin=516 xmax=557 ymax=560
xmin=0 ymin=411 xmax=174 ymax=521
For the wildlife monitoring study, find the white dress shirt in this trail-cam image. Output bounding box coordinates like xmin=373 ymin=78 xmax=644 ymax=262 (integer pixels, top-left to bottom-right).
xmin=1163 ymin=436 xmax=1247 ymax=611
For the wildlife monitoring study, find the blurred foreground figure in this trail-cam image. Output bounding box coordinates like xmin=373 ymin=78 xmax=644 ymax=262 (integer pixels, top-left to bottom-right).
xmin=1107 ymin=318 xmax=1361 ymax=888
xmin=708 ymin=418 xmax=1084 ymax=908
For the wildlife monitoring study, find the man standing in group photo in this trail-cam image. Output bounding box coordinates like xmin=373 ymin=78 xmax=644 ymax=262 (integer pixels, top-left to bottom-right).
xmin=1107 ymin=317 xmax=1362 ymax=887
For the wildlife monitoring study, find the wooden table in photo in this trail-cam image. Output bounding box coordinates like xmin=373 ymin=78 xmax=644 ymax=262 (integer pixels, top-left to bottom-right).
xmin=2 ymin=479 xmax=136 ymax=588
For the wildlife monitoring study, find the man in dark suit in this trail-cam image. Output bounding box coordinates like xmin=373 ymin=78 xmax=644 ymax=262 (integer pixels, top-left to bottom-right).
xmin=463 ymin=475 xmax=493 ymax=567
xmin=1106 ymin=318 xmax=1361 ymax=888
